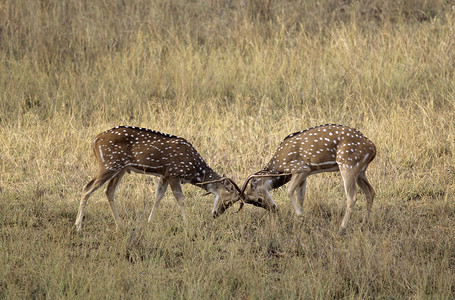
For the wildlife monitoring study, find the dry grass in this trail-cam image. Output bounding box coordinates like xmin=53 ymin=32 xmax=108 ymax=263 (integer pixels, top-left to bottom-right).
xmin=1 ymin=0 xmax=455 ymax=298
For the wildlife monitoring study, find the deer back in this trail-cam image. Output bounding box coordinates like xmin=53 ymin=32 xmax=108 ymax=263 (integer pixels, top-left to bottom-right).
xmin=93 ymin=126 xmax=216 ymax=182
xmin=264 ymin=124 xmax=376 ymax=174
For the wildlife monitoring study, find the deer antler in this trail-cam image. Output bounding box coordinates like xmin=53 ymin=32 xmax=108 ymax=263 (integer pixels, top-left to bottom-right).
xmin=236 ymin=173 xmax=291 ymax=213
xmin=240 ymin=174 xmax=255 ymax=195
xmin=236 ymin=172 xmax=292 ymax=213
xmin=225 ymin=178 xmax=243 ymax=195
xmin=196 ymin=177 xmax=244 ymax=199
xmin=235 ymin=202 xmax=244 ymax=213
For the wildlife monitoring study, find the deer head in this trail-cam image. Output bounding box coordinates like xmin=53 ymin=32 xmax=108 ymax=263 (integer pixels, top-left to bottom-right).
xmin=237 ymin=172 xmax=291 ymax=213
xmin=205 ymin=175 xmax=273 ymax=217
xmin=198 ymin=177 xmax=245 ymax=218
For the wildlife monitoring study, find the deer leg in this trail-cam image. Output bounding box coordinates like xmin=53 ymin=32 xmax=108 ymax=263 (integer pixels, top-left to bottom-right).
xmin=356 ymin=170 xmax=375 ymax=222
xmin=255 ymin=178 xmax=278 ymax=212
xmin=339 ymin=168 xmax=358 ymax=234
xmin=168 ymin=178 xmax=188 ymax=226
xmin=75 ymin=170 xmax=118 ymax=231
xmin=287 ymin=173 xmax=307 ymax=216
xmin=211 ymin=192 xmax=220 ymax=216
xmin=105 ymin=171 xmax=125 ymax=230
xmin=263 ymin=189 xmax=278 ymax=212
xmin=148 ymin=177 xmax=169 ymax=222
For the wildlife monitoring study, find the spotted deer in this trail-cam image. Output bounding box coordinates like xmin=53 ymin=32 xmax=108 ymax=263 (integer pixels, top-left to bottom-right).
xmin=239 ymin=124 xmax=376 ymax=233
xmin=75 ymin=126 xmax=248 ymax=231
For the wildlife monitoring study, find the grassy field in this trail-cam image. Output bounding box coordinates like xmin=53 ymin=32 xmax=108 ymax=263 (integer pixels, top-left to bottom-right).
xmin=1 ymin=0 xmax=455 ymax=298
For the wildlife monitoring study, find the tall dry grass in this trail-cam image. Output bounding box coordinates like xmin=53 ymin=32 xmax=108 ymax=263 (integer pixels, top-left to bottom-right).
xmin=1 ymin=0 xmax=454 ymax=298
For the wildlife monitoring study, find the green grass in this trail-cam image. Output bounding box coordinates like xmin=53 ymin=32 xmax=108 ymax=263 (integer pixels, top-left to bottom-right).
xmin=1 ymin=0 xmax=455 ymax=298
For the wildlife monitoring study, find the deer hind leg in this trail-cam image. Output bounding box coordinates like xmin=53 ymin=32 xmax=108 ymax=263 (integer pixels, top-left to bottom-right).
xmin=296 ymin=180 xmax=308 ymax=215
xmin=168 ymin=178 xmax=188 ymax=226
xmin=287 ymin=173 xmax=307 ymax=216
xmin=356 ymin=170 xmax=375 ymax=222
xmin=148 ymin=177 xmax=169 ymax=223
xmin=75 ymin=170 xmax=119 ymax=231
xmin=105 ymin=170 xmax=126 ymax=230
xmin=339 ymin=167 xmax=358 ymax=234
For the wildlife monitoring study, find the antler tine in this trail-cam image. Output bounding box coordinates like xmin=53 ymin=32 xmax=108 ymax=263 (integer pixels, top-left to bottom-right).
xmin=194 ymin=178 xmax=227 ymax=185
xmin=236 ymin=174 xmax=256 ymax=213
xmin=240 ymin=174 xmax=255 ymax=195
xmin=236 ymin=173 xmax=292 ymax=213
xmin=235 ymin=201 xmax=244 ymax=213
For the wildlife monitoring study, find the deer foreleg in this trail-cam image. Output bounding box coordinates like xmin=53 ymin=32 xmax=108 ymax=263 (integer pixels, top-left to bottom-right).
xmin=287 ymin=173 xmax=307 ymax=216
xmin=211 ymin=192 xmax=220 ymax=216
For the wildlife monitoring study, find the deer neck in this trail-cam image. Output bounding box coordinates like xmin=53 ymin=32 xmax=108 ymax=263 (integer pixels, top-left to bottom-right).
xmin=189 ymin=165 xmax=222 ymax=191
xmin=255 ymin=168 xmax=292 ymax=189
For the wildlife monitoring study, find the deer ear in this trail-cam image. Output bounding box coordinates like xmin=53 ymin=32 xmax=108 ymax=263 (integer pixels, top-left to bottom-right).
xmin=223 ymin=179 xmax=234 ymax=191
xmin=250 ymin=179 xmax=256 ymax=189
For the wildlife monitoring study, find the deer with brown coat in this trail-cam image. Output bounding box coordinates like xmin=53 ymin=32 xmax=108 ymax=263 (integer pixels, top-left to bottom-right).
xmin=75 ymin=126 xmax=252 ymax=231
xmin=239 ymin=124 xmax=376 ymax=234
